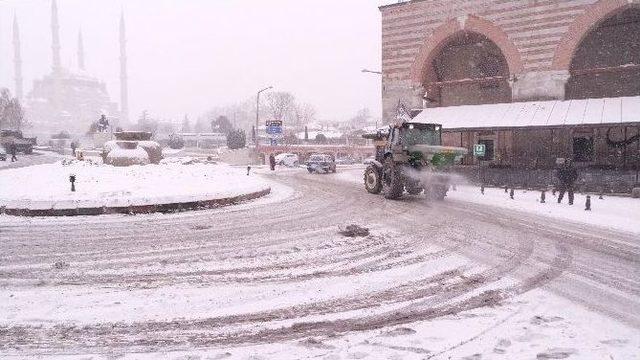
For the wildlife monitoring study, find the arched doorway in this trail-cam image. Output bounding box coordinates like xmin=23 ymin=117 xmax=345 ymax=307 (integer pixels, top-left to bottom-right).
xmin=565 ymin=7 xmax=640 ymax=99
xmin=422 ymin=31 xmax=511 ymax=108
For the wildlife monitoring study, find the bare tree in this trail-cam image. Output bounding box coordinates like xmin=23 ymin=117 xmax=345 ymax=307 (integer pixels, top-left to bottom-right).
xmin=292 ymin=102 xmax=316 ymax=127
xmin=349 ymin=107 xmax=371 ymax=128
xmin=265 ymin=91 xmax=295 ymax=122
xmin=204 ymin=99 xmax=256 ymax=133
xmin=181 ymin=115 xmax=191 ymax=133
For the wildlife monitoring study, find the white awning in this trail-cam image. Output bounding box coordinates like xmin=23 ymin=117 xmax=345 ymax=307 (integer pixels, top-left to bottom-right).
xmin=411 ymin=96 xmax=640 ymax=130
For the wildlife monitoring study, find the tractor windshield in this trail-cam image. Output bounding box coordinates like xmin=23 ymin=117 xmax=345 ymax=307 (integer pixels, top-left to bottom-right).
xmin=401 ymin=123 xmax=441 ymax=146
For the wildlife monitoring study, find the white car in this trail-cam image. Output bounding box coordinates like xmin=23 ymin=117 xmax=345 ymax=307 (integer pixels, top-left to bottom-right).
xmin=274 ymin=153 xmax=299 ymax=167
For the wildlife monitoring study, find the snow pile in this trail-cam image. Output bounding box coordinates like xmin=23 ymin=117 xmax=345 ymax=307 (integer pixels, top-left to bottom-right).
xmin=159 ymin=156 xmax=216 ymax=165
xmin=0 ymin=160 xmax=270 ymax=210
xmin=105 ymin=146 xmax=150 ymax=166
xmin=103 ymin=140 xmax=163 ymax=166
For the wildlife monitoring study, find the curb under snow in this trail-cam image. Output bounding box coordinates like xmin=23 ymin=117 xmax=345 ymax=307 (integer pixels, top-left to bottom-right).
xmin=0 ymin=188 xmax=271 ymax=217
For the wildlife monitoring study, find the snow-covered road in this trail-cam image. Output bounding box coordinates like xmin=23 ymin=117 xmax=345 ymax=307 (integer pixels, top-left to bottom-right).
xmin=0 ymin=167 xmax=638 ymax=359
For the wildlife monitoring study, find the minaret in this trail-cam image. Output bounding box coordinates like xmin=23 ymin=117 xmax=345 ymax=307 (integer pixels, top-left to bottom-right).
xmin=77 ymin=30 xmax=85 ymax=70
xmin=51 ymin=0 xmax=61 ymax=73
xmin=13 ymin=14 xmax=23 ymax=100
xmin=119 ymin=10 xmax=129 ymax=124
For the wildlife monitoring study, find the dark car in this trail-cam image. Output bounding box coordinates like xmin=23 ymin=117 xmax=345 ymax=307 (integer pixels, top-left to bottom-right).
xmin=306 ymin=154 xmax=336 ymax=173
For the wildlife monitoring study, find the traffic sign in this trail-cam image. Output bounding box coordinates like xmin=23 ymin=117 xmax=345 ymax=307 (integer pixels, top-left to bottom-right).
xmin=473 ymin=144 xmax=486 ymax=157
xmin=265 ymin=120 xmax=283 ymax=135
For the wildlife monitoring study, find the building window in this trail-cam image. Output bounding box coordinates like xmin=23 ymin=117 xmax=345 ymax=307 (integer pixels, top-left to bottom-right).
xmin=478 ymin=139 xmax=494 ymax=161
xmin=573 ymin=137 xmax=594 ymax=162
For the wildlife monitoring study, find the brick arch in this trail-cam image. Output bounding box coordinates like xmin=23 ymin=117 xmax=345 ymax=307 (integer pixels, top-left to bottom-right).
xmin=410 ymin=15 xmax=524 ymax=87
xmin=551 ymin=0 xmax=640 ymax=71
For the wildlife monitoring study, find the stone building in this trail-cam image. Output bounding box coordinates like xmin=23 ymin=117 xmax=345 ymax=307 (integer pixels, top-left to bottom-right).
xmin=380 ymin=0 xmax=640 ymax=191
xmin=380 ymin=0 xmax=639 ymax=118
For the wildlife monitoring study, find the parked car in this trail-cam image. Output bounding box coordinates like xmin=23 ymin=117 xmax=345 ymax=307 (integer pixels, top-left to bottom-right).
xmin=306 ymin=153 xmax=336 ymax=173
xmin=0 ymin=145 xmax=6 ymax=161
xmin=275 ymin=153 xmax=299 ymax=167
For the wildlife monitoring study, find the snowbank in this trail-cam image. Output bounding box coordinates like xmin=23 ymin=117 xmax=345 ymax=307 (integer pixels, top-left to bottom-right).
xmin=105 ymin=146 xmax=149 ymax=166
xmin=446 ymin=185 xmax=640 ymax=235
xmin=0 ymin=159 xmax=270 ymax=211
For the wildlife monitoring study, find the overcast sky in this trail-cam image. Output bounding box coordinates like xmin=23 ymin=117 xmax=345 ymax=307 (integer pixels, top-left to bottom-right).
xmin=0 ymin=0 xmax=396 ymax=122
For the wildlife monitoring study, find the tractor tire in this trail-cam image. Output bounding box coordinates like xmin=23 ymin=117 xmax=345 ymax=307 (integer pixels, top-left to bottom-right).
xmin=382 ymin=157 xmax=404 ymax=199
xmin=363 ymin=165 xmax=382 ymax=194
xmin=405 ymin=180 xmax=423 ymax=195
xmin=428 ymin=184 xmax=448 ymax=201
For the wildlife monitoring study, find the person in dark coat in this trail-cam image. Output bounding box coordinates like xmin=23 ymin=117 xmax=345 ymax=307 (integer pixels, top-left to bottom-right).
xmin=9 ymin=143 xmax=17 ymax=162
xmin=70 ymin=141 xmax=77 ymax=157
xmin=556 ymin=159 xmax=578 ymax=205
xmin=269 ymin=153 xmax=276 ymax=171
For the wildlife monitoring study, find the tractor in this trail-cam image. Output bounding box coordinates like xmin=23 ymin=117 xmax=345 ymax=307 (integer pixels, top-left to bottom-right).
xmin=362 ymin=121 xmax=466 ymax=200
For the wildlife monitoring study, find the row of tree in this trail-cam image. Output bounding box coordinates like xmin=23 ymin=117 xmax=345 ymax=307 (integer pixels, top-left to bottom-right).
xmin=200 ymin=91 xmax=317 ymax=134
xmin=0 ymin=89 xmax=25 ymax=130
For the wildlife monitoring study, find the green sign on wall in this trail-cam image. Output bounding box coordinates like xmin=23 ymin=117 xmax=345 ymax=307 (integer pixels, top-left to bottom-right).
xmin=473 ymin=144 xmax=486 ymax=157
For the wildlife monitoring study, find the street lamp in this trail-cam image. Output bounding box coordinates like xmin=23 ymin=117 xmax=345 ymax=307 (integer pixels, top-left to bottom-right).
xmin=361 ymin=69 xmax=383 ymax=128
xmin=255 ymin=86 xmax=273 ymax=147
xmin=361 ymin=68 xmax=382 ymax=75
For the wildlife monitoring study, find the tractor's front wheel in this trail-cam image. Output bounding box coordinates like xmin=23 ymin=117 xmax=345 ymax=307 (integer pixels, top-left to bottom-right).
xmin=382 ymin=157 xmax=404 ymax=199
xmin=364 ymin=165 xmax=382 ymax=194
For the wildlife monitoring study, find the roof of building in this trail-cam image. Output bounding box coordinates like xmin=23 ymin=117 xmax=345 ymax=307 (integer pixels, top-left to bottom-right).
xmin=379 ymin=0 xmax=418 ymax=11
xmin=411 ymin=96 xmax=640 ymax=130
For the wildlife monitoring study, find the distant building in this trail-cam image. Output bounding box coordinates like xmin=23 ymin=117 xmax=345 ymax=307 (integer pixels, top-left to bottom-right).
xmin=27 ymin=70 xmax=119 ymax=135
xmin=20 ymin=0 xmax=128 ymax=136
xmin=179 ymin=133 xmax=227 ymax=149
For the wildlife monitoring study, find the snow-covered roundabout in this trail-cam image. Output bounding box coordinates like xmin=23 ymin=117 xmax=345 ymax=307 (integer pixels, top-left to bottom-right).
xmin=0 ymin=158 xmax=271 ymax=216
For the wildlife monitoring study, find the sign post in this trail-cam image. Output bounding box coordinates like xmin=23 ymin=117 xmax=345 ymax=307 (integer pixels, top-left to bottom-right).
xmin=265 ymin=120 xmax=283 ymax=147
xmin=473 ymin=143 xmax=486 ymax=192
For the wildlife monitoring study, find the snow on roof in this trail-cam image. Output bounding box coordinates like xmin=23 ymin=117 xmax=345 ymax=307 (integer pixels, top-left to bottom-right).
xmin=411 ymin=96 xmax=640 ymax=130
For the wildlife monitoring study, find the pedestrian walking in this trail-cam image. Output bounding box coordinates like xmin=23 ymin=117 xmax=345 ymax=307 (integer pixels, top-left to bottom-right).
xmin=10 ymin=143 xmax=17 ymax=162
xmin=556 ymin=158 xmax=578 ymax=205
xmin=71 ymin=141 xmax=77 ymax=157
xmin=269 ymin=153 xmax=276 ymax=171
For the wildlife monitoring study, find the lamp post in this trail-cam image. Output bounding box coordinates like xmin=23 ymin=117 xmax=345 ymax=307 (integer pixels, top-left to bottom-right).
xmin=255 ymin=86 xmax=273 ymax=148
xmin=361 ymin=69 xmax=382 ymax=75
xmin=361 ymin=69 xmax=382 ymax=128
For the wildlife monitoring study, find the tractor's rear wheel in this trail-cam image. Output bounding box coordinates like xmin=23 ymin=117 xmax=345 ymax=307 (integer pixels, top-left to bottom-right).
xmin=382 ymin=157 xmax=404 ymax=199
xmin=364 ymin=165 xmax=382 ymax=194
